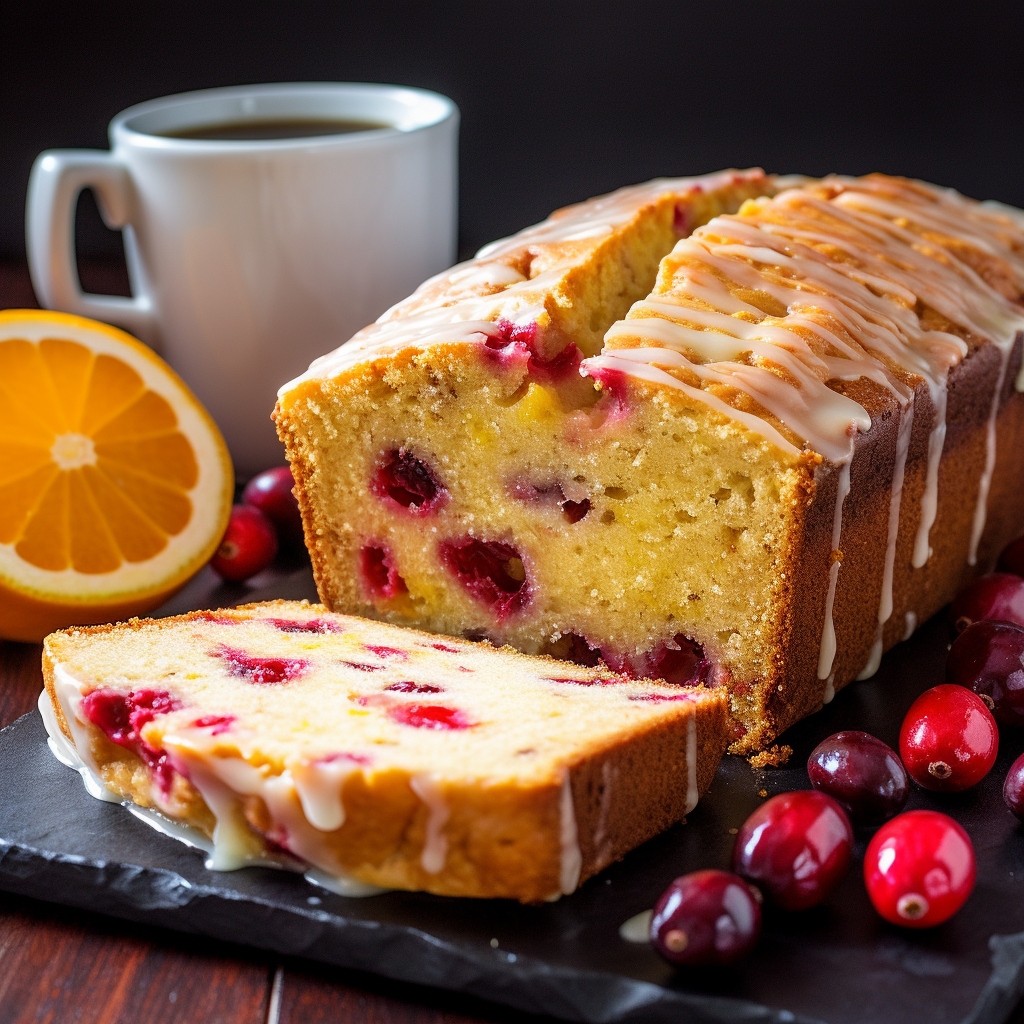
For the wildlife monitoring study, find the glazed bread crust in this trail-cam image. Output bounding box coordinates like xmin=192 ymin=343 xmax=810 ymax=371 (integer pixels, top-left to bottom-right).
xmin=276 ymin=174 xmax=1024 ymax=751
xmin=43 ymin=601 xmax=728 ymax=902
xmin=764 ymin=336 xmax=1024 ymax=746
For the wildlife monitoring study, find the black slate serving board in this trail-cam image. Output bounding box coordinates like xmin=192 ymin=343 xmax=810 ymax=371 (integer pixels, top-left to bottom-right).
xmin=3 ymin=600 xmax=1024 ymax=1024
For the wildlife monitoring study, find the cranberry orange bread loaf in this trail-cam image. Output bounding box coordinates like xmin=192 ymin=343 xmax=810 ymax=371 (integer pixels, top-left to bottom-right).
xmin=274 ymin=173 xmax=1024 ymax=753
xmin=41 ymin=600 xmax=729 ymax=902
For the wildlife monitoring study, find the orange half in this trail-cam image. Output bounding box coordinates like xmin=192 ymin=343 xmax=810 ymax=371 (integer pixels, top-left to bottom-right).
xmin=0 ymin=310 xmax=233 ymax=641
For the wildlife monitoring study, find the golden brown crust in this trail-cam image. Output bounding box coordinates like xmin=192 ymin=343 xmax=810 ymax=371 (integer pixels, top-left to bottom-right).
xmin=41 ymin=603 xmax=730 ymax=903
xmin=571 ymin=696 xmax=727 ymax=879
xmin=41 ymin=649 xmax=71 ymax=743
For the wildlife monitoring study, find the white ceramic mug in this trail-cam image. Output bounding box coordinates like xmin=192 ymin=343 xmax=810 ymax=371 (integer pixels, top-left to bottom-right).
xmin=27 ymin=83 xmax=459 ymax=476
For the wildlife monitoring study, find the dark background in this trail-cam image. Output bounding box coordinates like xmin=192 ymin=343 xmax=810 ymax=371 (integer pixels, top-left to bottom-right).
xmin=3 ymin=0 xmax=1023 ymax=266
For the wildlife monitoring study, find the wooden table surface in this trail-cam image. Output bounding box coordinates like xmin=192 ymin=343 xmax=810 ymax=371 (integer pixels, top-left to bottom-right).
xmin=3 ymin=259 xmax=1022 ymax=1024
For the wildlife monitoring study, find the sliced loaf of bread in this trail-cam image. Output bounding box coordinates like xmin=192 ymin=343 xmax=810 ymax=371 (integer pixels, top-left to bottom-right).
xmin=42 ymin=600 xmax=729 ymax=902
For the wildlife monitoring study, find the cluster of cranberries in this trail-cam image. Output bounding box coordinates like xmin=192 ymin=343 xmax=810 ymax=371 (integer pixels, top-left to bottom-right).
xmin=648 ymin=535 xmax=1024 ymax=969
xmin=210 ymin=466 xmax=305 ymax=581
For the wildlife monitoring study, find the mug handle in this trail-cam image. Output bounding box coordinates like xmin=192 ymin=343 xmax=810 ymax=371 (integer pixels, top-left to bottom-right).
xmin=26 ymin=149 xmax=158 ymax=344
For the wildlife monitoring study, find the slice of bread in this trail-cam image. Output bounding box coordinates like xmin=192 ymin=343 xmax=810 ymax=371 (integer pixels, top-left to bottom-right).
xmin=42 ymin=600 xmax=729 ymax=902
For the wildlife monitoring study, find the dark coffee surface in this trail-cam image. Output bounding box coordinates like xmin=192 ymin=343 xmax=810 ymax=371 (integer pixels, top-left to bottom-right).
xmin=161 ymin=118 xmax=390 ymax=141
xmin=2 ymin=609 xmax=1024 ymax=1024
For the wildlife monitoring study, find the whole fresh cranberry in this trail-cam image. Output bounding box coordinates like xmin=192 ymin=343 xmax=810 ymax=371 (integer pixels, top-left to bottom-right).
xmin=210 ymin=504 xmax=278 ymax=581
xmin=649 ymin=869 xmax=762 ymax=967
xmin=948 ymin=573 xmax=1024 ymax=636
xmin=1004 ymin=753 xmax=1024 ymax=821
xmin=807 ymin=731 xmax=908 ymax=824
xmin=946 ymin=620 xmax=1024 ymax=726
xmin=732 ymin=791 xmax=854 ymax=910
xmin=899 ymin=684 xmax=998 ymax=792
xmin=999 ymin=535 xmax=1024 ymax=577
xmin=242 ymin=466 xmax=303 ymax=545
xmin=864 ymin=810 xmax=975 ymax=927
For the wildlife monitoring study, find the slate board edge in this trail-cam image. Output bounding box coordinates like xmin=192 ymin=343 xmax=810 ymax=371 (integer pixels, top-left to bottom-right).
xmin=964 ymin=934 xmax=1024 ymax=1024
xmin=0 ymin=841 xmax=812 ymax=1024
xmin=0 ymin=706 xmax=1020 ymax=1024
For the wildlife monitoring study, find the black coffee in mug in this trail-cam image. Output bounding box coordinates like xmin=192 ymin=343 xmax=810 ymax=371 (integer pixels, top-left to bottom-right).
xmin=162 ymin=118 xmax=391 ymax=141
xmin=26 ymin=81 xmax=457 ymax=474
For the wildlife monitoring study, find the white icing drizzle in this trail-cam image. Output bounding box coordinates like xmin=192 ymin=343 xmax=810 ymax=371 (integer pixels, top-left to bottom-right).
xmin=167 ymin=747 xmax=381 ymax=894
xmin=857 ymin=393 xmax=916 ymax=680
xmin=602 ymin=315 xmax=871 ymax=463
xmin=410 ymin=773 xmax=449 ymax=874
xmin=913 ymin=384 xmax=948 ymax=568
xmin=969 ymin=346 xmax=1012 ymax=565
xmin=280 ymin=307 xmax=505 ymax=391
xmin=278 ymin=170 xmax=769 ymax=395
xmin=584 ymin=351 xmax=801 ymax=457
xmin=684 ymin=712 xmax=700 ymax=815
xmin=856 ymin=633 xmax=884 ymax=684
xmin=903 ymin=611 xmax=918 ymax=641
xmin=818 ymin=458 xmax=853 ymax=680
xmin=291 ymin=758 xmax=353 ymax=832
xmin=618 ymin=909 xmax=653 ymax=943
xmin=168 ymin=751 xmax=266 ymax=871
xmin=302 ymin=866 xmax=384 ymax=897
xmin=879 ymin=398 xmax=916 ymax=612
xmin=210 ymin=757 xmax=385 ymax=892
xmin=475 ymin=170 xmax=762 ymax=261
xmin=857 ymin=623 xmax=885 ymax=680
xmin=42 ymin=691 xmax=244 ymax=860
xmin=40 ymin=674 xmax=383 ymax=896
xmin=46 ymin=668 xmax=121 ymax=803
xmin=559 ymin=770 xmax=582 ymax=896
xmin=41 ymin=689 xmax=229 ymax=856
xmin=445 ymin=261 xmax=527 ymax=289
xmin=171 ymin=752 xmax=384 ymax=895
xmin=594 ymin=176 xmax=1024 ymax=474
xmin=822 ymin=672 xmax=836 ymax=704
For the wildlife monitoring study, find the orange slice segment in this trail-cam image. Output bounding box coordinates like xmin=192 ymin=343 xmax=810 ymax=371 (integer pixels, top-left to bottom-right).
xmin=0 ymin=310 xmax=234 ymax=641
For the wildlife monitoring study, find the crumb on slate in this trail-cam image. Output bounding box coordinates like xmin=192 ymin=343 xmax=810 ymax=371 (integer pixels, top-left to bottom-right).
xmin=748 ymin=744 xmax=793 ymax=769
